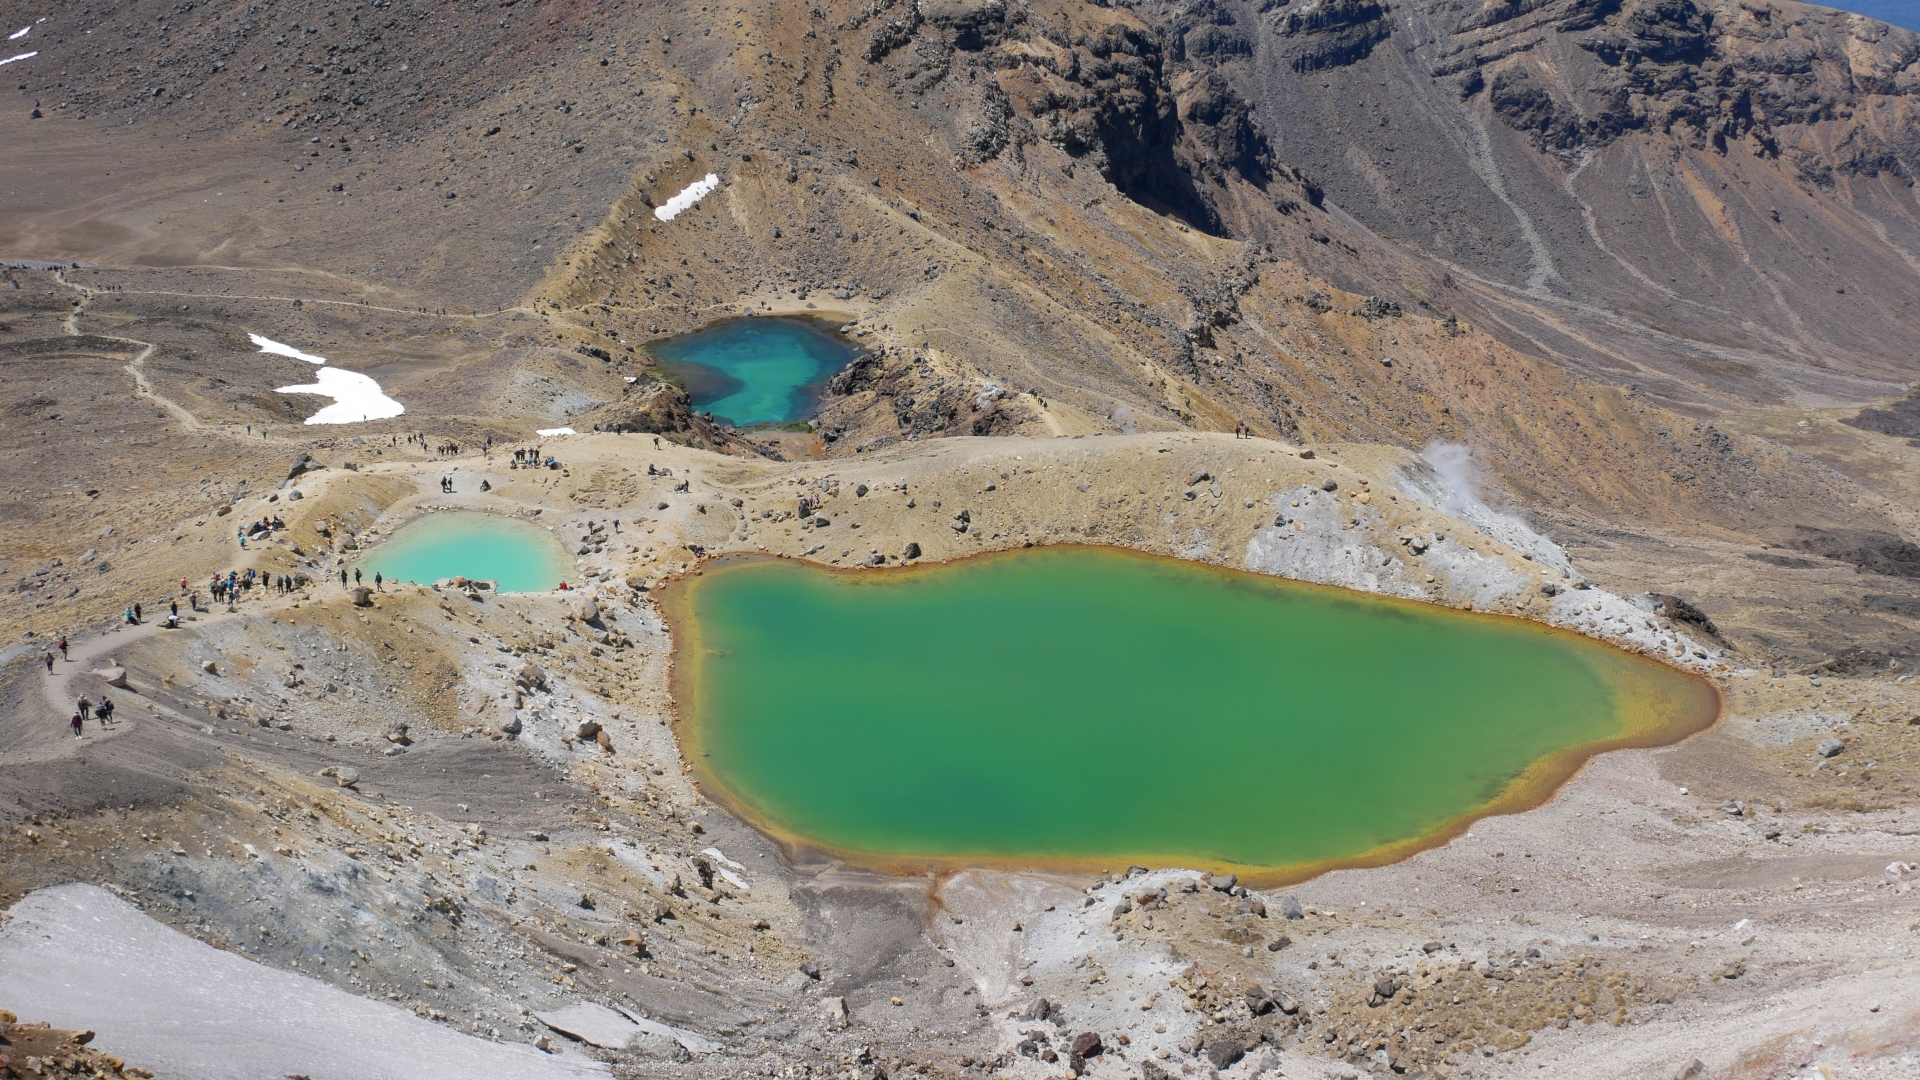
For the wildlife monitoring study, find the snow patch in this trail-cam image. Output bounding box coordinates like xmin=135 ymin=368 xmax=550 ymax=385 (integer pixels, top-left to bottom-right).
xmin=0 ymin=883 xmax=609 ymax=1080
xmin=9 ymin=26 xmax=29 ymax=40
xmin=276 ymin=367 xmax=405 ymax=425
xmin=258 ymin=332 xmax=404 ymax=423
xmin=536 ymin=427 xmax=578 ymax=437
xmin=653 ymin=173 xmax=719 ymax=221
xmin=0 ymin=51 xmax=38 ymax=67
xmin=249 ymin=332 xmax=328 ymax=365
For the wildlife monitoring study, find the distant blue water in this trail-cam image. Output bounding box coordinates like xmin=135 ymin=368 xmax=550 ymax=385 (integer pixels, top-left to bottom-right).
xmin=647 ymin=317 xmax=862 ymax=427
xmin=1824 ymin=1 xmax=1919 ymax=31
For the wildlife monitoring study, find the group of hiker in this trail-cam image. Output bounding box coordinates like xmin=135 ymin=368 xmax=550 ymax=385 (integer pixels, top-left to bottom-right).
xmin=510 ymin=445 xmax=556 ymax=470
xmin=40 ymin=642 xmax=120 ymax=740
xmin=70 ymin=693 xmax=116 ymax=739
xmin=406 ymin=432 xmax=496 ymax=458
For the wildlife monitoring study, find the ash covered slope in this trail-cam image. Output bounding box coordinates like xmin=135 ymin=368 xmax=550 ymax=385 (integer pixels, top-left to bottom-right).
xmin=1147 ymin=0 xmax=1920 ymax=407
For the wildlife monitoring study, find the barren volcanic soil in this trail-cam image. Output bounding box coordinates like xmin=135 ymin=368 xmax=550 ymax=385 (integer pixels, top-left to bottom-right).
xmin=2 ymin=0 xmax=1918 ymax=1078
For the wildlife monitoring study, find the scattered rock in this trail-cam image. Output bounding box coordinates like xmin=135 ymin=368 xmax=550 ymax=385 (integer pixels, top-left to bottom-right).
xmin=1279 ymin=894 xmax=1304 ymax=919
xmin=1674 ymin=1061 xmax=1705 ymax=1080
xmin=903 ymin=542 xmax=921 ymax=560
xmin=350 ymin=586 xmax=374 ymax=606
xmin=200 ymin=660 xmax=218 ymax=675
xmin=824 ymin=996 xmax=849 ymax=1028
xmin=93 ymin=666 xmax=129 ymax=688
xmin=516 ymin=663 xmax=549 ymax=690
xmin=1816 ymin=737 xmax=1845 ymax=758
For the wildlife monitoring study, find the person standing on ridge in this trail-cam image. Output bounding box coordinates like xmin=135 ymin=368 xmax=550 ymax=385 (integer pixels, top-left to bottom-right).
xmin=57 ymin=636 xmax=68 ymax=661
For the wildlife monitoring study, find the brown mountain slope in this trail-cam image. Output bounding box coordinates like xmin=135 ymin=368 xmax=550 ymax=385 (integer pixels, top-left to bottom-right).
xmin=1 ymin=0 xmax=1915 ymax=652
xmin=1149 ymin=0 xmax=1920 ymax=410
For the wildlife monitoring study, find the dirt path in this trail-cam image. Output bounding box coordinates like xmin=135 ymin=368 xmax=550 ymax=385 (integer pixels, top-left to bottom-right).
xmin=52 ymin=270 xmax=207 ymax=433
xmin=14 ymin=603 xmax=245 ymax=766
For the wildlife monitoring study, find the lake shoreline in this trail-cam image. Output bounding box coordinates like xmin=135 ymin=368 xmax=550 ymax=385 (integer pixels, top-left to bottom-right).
xmin=657 ymin=543 xmax=1721 ymax=887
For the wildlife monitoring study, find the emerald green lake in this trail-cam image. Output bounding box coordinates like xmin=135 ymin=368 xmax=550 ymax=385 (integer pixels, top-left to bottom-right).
xmin=667 ymin=548 xmax=1716 ymax=879
xmin=647 ymin=316 xmax=862 ymax=426
xmin=356 ymin=513 xmax=572 ymax=593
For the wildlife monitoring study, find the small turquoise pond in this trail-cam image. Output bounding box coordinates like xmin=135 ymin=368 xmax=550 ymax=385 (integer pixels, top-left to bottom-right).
xmin=355 ymin=513 xmax=572 ymax=593
xmin=647 ymin=316 xmax=863 ymax=426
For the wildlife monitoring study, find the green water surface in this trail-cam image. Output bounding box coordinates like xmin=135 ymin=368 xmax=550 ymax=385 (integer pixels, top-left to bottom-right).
xmin=356 ymin=512 xmax=572 ymax=593
xmin=673 ymin=548 xmax=1714 ymax=875
xmin=647 ymin=316 xmax=862 ymax=426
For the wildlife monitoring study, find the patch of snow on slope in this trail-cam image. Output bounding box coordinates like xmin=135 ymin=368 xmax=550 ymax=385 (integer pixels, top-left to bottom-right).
xmin=276 ymin=367 xmax=405 ymax=424
xmin=0 ymin=883 xmax=608 ymax=1080
xmin=654 ymin=173 xmax=720 ymax=221
xmin=9 ymin=26 xmax=29 ymax=40
xmin=0 ymin=51 xmax=38 ymax=66
xmin=249 ymin=332 xmax=328 ymax=364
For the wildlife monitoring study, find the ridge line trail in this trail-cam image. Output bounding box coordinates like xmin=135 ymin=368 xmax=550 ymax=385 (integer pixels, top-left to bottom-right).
xmin=94 ymin=285 xmax=532 ymax=321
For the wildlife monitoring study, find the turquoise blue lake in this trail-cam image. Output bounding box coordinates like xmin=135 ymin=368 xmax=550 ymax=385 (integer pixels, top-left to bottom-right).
xmin=355 ymin=513 xmax=572 ymax=593
xmin=647 ymin=317 xmax=862 ymax=426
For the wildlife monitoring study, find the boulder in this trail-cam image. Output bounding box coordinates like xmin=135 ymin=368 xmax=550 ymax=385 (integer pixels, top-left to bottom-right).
xmin=498 ymin=715 xmax=523 ymax=737
xmin=350 ymin=586 xmax=374 ymax=606
xmin=286 ymin=489 xmax=304 ymax=501
xmin=903 ymin=542 xmax=921 ymax=560
xmin=200 ymin=660 xmax=218 ymax=675
xmin=93 ymin=666 xmax=129 ymax=688
xmin=515 ymin=663 xmax=548 ymax=690
xmin=1280 ymin=894 xmax=1305 ymax=919
xmin=577 ymin=720 xmax=603 ymax=740
xmin=1204 ymin=1035 xmax=1246 ymax=1069
xmin=317 ymin=766 xmax=360 ymax=787
xmin=286 ymin=452 xmax=322 ymax=481
xmin=572 ymin=596 xmax=600 ymax=622
xmin=1816 ymin=737 xmax=1845 ymax=758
